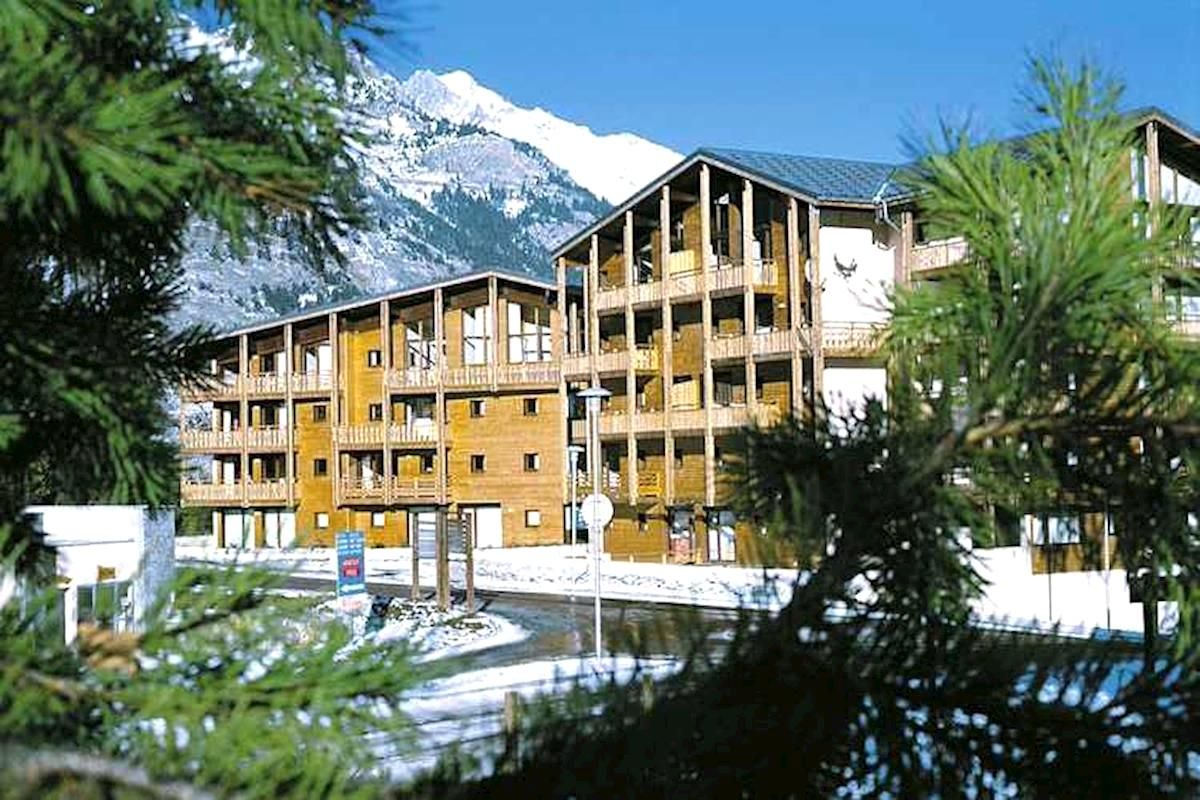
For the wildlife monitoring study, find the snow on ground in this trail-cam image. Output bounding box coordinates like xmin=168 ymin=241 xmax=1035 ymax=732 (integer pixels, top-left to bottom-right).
xmin=178 ymin=539 xmax=796 ymax=611
xmin=384 ymin=654 xmax=680 ymax=783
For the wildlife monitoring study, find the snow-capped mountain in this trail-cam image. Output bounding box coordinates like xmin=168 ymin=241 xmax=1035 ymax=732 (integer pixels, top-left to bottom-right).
xmin=177 ymin=45 xmax=682 ymax=330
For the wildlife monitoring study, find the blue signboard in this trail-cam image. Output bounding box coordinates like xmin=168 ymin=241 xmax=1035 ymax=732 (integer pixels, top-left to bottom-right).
xmin=335 ymin=530 xmax=366 ymax=597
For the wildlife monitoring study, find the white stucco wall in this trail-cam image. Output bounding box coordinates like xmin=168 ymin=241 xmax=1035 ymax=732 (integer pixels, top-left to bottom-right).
xmin=817 ymin=211 xmax=897 ymax=323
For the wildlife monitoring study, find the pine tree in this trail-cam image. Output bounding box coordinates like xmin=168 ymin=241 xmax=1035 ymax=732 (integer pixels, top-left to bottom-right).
xmin=423 ymin=59 xmax=1200 ymax=798
xmin=1 ymin=3 xmax=428 ymax=797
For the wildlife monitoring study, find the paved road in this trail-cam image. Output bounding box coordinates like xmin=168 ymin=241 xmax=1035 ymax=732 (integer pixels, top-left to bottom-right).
xmin=285 ymin=574 xmax=746 ymax=668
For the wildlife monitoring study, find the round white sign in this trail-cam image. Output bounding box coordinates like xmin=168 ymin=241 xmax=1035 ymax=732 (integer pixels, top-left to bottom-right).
xmin=579 ymin=493 xmax=614 ymax=528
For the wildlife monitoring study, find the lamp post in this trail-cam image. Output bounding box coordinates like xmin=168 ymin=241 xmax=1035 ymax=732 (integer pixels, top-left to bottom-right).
xmin=577 ymin=386 xmax=612 ymax=661
xmin=567 ymin=443 xmax=586 ymax=547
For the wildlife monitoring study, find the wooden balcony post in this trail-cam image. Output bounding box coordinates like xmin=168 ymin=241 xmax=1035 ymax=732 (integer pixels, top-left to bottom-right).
xmin=329 ymin=311 xmax=340 ymax=507
xmin=434 ymin=287 xmax=448 ymax=505
xmin=787 ymin=197 xmax=804 ymax=417
xmin=742 ymin=179 xmax=758 ymax=414
xmin=661 ymin=184 xmax=675 ymax=506
xmin=700 ymin=164 xmax=716 ymax=508
xmin=381 ymin=299 xmax=392 ymax=507
xmin=239 ymin=333 xmax=249 ymax=508
xmin=808 ymin=205 xmax=824 ymax=401
xmin=589 ymin=234 xmax=600 ymax=386
xmin=556 ymin=259 xmax=570 ymax=503
xmin=624 ymin=211 xmax=638 ymax=504
xmin=1147 ymin=122 xmax=1164 ymax=303
xmin=284 ymin=322 xmax=295 ymax=509
xmin=489 ymin=274 xmax=499 ymax=392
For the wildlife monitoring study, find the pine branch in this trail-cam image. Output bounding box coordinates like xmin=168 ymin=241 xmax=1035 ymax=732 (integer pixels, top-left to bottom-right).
xmin=3 ymin=746 xmax=219 ymax=800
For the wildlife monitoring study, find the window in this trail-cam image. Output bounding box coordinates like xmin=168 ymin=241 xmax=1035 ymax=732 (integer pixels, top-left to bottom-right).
xmin=315 ymin=512 xmax=329 ymax=529
xmin=260 ymin=353 xmax=276 ymax=374
xmin=77 ymin=580 xmax=132 ymax=630
xmin=1033 ymin=515 xmax=1082 ymax=545
xmin=523 ymin=397 xmax=538 ymax=416
xmin=261 ymin=404 xmax=278 ymax=427
xmin=312 ymin=404 xmax=328 ymax=423
xmin=525 ymin=509 xmax=542 ymax=527
xmin=470 ymin=454 xmax=486 ymax=473
xmin=507 ymin=302 xmax=552 ymax=363
xmin=369 ymin=403 xmax=383 ymax=421
xmin=470 ymin=399 xmax=486 ymax=418
xmin=371 ymin=512 xmax=386 ymax=528
xmin=524 ymin=453 xmax=540 ymax=472
xmin=670 ymin=214 xmax=685 ymax=251
xmin=463 ymin=304 xmax=493 ymax=365
xmin=367 ymin=349 xmax=383 ymax=368
xmin=420 ymin=453 xmax=435 ymax=474
xmin=711 ymin=196 xmax=731 ymax=263
xmin=405 ymin=322 xmax=437 ymax=368
xmin=313 ymin=458 xmax=328 ymax=477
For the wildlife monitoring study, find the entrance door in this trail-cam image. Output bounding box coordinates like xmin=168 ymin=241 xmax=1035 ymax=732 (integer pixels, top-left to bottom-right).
xmin=669 ymin=508 xmax=695 ymax=563
xmin=462 ymin=505 xmax=503 ymax=549
xmin=708 ymin=509 xmax=737 ymax=562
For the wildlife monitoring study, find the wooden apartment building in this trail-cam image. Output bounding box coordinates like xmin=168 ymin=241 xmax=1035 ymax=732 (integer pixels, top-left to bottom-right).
xmin=554 ymin=107 xmax=1200 ymax=565
xmin=180 ymin=270 xmax=580 ymax=550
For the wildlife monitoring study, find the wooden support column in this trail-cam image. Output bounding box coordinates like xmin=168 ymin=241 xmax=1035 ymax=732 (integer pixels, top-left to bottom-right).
xmin=700 ymin=164 xmax=716 ymax=508
xmin=624 ymin=211 xmax=638 ymax=504
xmin=328 ymin=312 xmax=340 ymax=507
xmin=284 ymin=323 xmax=295 ymax=509
xmin=1147 ymin=122 xmax=1164 ymax=303
xmin=488 ymin=275 xmax=499 ymax=392
xmin=660 ymin=185 xmax=675 ymax=506
xmin=556 ymin=258 xmax=570 ymax=506
xmin=568 ymin=300 xmax=580 ymax=354
xmin=742 ymin=179 xmax=757 ymax=414
xmin=588 ymin=235 xmax=600 ymax=386
xmin=239 ymin=334 xmax=249 ymax=508
xmin=434 ymin=288 xmax=448 ymax=505
xmin=436 ymin=506 xmax=450 ymax=611
xmin=787 ymin=197 xmax=804 ymax=417
xmin=808 ymin=206 xmax=824 ymax=401
xmin=381 ymin=300 xmax=392 ymax=507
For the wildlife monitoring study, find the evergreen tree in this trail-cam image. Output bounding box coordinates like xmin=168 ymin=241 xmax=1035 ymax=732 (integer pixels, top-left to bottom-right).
xmin=422 ymin=60 xmax=1200 ymax=799
xmin=1 ymin=4 xmax=427 ymax=797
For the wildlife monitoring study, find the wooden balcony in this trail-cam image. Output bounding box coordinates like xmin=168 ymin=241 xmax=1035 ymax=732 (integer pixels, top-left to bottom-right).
xmin=912 ymin=237 xmax=969 ymax=273
xmin=1173 ymin=316 xmax=1200 ymax=339
xmin=710 ymin=332 xmax=747 ymax=361
xmin=245 ymin=479 xmax=293 ymax=504
xmin=388 ymin=366 xmax=440 ymax=391
xmin=710 ymin=403 xmax=783 ymax=431
xmin=822 ymin=322 xmax=886 ymax=357
xmin=180 ymin=481 xmax=243 ymax=506
xmin=390 ymin=475 xmax=441 ymax=502
xmin=334 ymin=424 xmax=386 ymax=448
xmin=709 ymin=260 xmax=778 ymax=295
xmin=245 ymin=374 xmax=288 ymax=396
xmin=496 ymin=361 xmax=560 ymax=386
xmin=390 ymin=421 xmax=438 ymax=447
xmin=563 ymin=353 xmax=590 ymax=378
xmin=444 ymin=364 xmax=494 ymax=389
xmin=245 ymin=427 xmax=289 ymax=450
xmin=671 ymin=406 xmax=706 ymax=432
xmin=752 ymin=328 xmax=801 ymax=357
xmin=634 ymin=409 xmax=664 ymax=433
xmin=291 ymin=371 xmax=333 ymax=394
xmin=340 ymin=476 xmax=385 ymax=503
xmin=181 ymin=374 xmax=240 ymax=401
xmin=180 ymin=429 xmax=242 ymax=452
xmin=595 ymin=345 xmax=658 ymax=375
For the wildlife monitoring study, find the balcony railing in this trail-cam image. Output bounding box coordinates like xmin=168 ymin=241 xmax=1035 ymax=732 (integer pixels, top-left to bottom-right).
xmin=179 ymin=481 xmax=242 ymax=504
xmin=334 ymin=424 xmax=386 ymax=447
xmin=291 ymin=371 xmax=333 ymax=393
xmin=180 ymin=429 xmax=241 ymax=451
xmin=629 ymin=280 xmax=664 ymax=307
xmin=822 ymin=322 xmax=887 ymax=356
xmin=496 ymin=361 xmax=561 ymax=385
xmin=389 ymin=421 xmax=438 ymax=446
xmin=912 ymin=237 xmax=969 ymax=273
xmin=444 ymin=364 xmax=494 ymax=388
xmin=752 ymin=328 xmax=798 ymax=357
xmin=388 ymin=366 xmax=440 ymax=390
xmin=390 ymin=475 xmax=441 ymax=501
xmin=245 ymin=479 xmax=294 ymax=502
xmin=709 ymin=259 xmax=778 ymax=293
xmin=340 ymin=476 xmax=385 ymax=501
xmin=182 ymin=374 xmax=240 ymax=400
xmin=671 ymin=406 xmax=706 ymax=431
xmin=245 ymin=373 xmax=288 ymax=395
xmin=710 ymin=332 xmax=747 ymax=360
xmin=245 ymin=427 xmax=289 ymax=449
xmin=709 ymin=403 xmax=783 ymax=430
xmin=633 ymin=410 xmax=664 ymax=433
xmin=563 ymin=353 xmax=590 ymax=377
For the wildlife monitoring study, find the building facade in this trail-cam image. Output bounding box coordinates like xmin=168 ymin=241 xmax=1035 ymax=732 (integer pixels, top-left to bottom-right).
xmin=180 ymin=270 xmax=577 ymax=550
xmin=554 ymin=108 xmax=1200 ymax=565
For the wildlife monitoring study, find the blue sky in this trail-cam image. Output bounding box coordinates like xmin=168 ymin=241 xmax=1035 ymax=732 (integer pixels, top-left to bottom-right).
xmin=370 ymin=0 xmax=1199 ymax=161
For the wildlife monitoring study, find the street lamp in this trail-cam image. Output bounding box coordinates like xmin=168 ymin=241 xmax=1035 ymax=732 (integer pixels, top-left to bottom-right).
xmin=577 ymin=386 xmax=612 ymax=661
xmin=566 ymin=443 xmax=586 ymax=547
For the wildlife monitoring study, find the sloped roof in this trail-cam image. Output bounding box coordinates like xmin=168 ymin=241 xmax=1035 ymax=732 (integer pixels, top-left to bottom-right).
xmin=698 ymin=147 xmax=908 ymax=204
